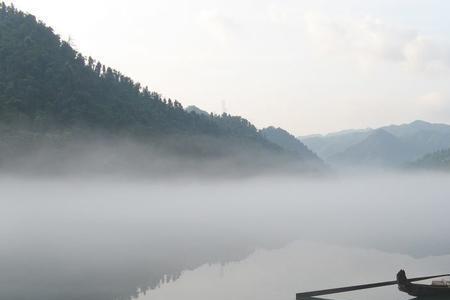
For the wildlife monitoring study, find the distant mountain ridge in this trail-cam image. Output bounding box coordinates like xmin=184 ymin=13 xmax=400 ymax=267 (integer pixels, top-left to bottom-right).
xmin=185 ymin=105 xmax=209 ymax=116
xmin=329 ymin=129 xmax=413 ymax=166
xmin=301 ymin=120 xmax=450 ymax=167
xmin=300 ymin=130 xmax=372 ymax=160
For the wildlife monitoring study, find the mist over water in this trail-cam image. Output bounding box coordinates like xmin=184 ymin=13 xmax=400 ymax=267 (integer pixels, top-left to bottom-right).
xmin=2 ymin=172 xmax=450 ymax=300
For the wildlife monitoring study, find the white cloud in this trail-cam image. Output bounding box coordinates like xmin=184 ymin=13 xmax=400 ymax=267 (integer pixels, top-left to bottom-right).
xmin=404 ymin=37 xmax=450 ymax=72
xmin=197 ymin=10 xmax=239 ymax=44
xmin=304 ymin=12 xmax=450 ymax=72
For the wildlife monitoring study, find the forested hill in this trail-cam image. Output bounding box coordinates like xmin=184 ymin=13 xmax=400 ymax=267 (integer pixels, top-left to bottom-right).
xmin=0 ymin=3 xmax=260 ymax=138
xmin=0 ymin=3 xmax=322 ymax=175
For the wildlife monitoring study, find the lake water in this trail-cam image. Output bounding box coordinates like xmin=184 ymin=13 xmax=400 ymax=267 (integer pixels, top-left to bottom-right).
xmin=1 ymin=172 xmax=450 ymax=300
xmin=137 ymin=240 xmax=450 ymax=300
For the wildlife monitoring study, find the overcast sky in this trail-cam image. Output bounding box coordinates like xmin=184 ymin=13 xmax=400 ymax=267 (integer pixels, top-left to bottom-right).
xmin=7 ymin=0 xmax=450 ymax=135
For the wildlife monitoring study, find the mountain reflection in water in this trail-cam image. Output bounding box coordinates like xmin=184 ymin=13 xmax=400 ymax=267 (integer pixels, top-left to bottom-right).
xmin=136 ymin=241 xmax=450 ymax=300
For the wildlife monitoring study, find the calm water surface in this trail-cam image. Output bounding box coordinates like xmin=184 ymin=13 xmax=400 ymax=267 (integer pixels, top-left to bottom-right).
xmin=137 ymin=240 xmax=450 ymax=300
xmin=1 ymin=173 xmax=450 ymax=300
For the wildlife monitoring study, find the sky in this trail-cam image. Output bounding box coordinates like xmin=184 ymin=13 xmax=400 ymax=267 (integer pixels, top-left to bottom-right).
xmin=6 ymin=0 xmax=450 ymax=135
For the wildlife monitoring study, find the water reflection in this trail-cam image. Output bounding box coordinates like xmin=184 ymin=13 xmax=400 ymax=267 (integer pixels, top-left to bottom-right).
xmin=136 ymin=241 xmax=450 ymax=300
xmin=2 ymin=174 xmax=450 ymax=300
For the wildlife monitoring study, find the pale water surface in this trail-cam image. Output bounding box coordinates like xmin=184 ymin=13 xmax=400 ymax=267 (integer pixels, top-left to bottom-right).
xmin=137 ymin=240 xmax=450 ymax=300
xmin=1 ymin=173 xmax=449 ymax=300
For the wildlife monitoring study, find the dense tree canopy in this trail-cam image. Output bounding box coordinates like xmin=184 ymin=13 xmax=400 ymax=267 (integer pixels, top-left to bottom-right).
xmin=0 ymin=3 xmax=269 ymax=142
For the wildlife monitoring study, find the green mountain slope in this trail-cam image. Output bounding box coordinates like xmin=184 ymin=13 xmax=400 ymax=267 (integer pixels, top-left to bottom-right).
xmin=0 ymin=3 xmax=254 ymax=137
xmin=0 ymin=3 xmax=322 ymax=174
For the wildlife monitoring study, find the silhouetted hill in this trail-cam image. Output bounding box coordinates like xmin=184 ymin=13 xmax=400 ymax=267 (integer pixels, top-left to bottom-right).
xmin=329 ymin=129 xmax=413 ymax=166
xmin=260 ymin=127 xmax=322 ymax=163
xmin=0 ymin=3 xmax=322 ymax=175
xmin=300 ymin=129 xmax=372 ymax=160
xmin=185 ymin=105 xmax=209 ymax=116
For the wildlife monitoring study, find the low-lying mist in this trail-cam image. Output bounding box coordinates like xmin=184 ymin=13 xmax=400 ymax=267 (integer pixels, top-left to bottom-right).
xmin=0 ymin=134 xmax=325 ymax=178
xmin=1 ymin=172 xmax=449 ymax=300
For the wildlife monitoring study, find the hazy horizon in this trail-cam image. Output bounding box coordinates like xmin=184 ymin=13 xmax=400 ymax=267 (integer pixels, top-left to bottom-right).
xmin=5 ymin=0 xmax=450 ymax=136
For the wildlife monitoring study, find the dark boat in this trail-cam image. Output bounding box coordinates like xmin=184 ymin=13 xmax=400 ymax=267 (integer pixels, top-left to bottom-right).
xmin=296 ymin=270 xmax=450 ymax=299
xmin=397 ymin=270 xmax=450 ymax=297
